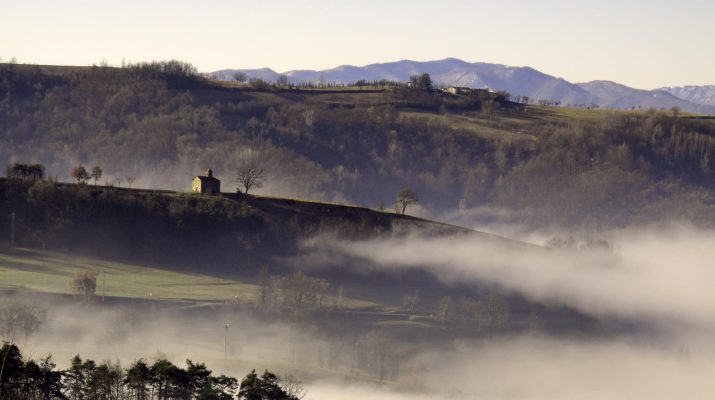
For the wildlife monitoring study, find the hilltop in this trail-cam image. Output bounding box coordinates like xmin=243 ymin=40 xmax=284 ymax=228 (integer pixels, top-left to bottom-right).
xmin=0 ymin=177 xmax=511 ymax=274
xmin=211 ymin=58 xmax=715 ymax=114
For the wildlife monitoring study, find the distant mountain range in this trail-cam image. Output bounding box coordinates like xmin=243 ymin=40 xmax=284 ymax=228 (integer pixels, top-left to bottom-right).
xmin=210 ymin=58 xmax=715 ymax=114
xmin=657 ymin=85 xmax=715 ymax=107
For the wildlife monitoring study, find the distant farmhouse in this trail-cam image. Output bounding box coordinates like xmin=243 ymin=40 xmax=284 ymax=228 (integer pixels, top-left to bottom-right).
xmin=444 ymin=86 xmax=473 ymax=95
xmin=192 ymin=168 xmax=220 ymax=194
xmin=443 ymin=86 xmax=493 ymax=96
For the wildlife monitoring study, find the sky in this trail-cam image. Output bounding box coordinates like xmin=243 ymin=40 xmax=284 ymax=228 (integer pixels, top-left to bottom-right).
xmin=1 ymin=0 xmax=713 ymax=89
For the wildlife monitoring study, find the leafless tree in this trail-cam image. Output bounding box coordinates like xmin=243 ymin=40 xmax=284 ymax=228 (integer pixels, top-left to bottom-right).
xmin=236 ymin=160 xmax=266 ymax=194
xmin=69 ymin=269 xmax=98 ymax=306
xmin=482 ymin=99 xmax=498 ymax=122
xmin=276 ymin=75 xmax=289 ymax=87
xmin=233 ymin=71 xmax=248 ymax=82
xmin=395 ymin=189 xmax=418 ymax=214
xmin=280 ymin=375 xmax=306 ymax=400
xmin=91 ymin=166 xmax=103 ymax=185
xmin=671 ymin=106 xmax=681 ymax=119
xmin=0 ymin=300 xmax=46 ymax=344
xmin=401 ymin=289 xmax=419 ymax=311
xmin=274 ymin=271 xmax=330 ymax=310
xmin=483 ymin=292 xmax=510 ymax=329
xmin=256 ymin=265 xmax=274 ymax=308
xmin=356 ymin=330 xmax=395 ymax=380
xmin=436 ymin=296 xmax=454 ymax=323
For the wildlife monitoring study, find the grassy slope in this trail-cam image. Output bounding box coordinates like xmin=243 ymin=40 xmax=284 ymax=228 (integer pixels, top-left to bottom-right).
xmin=0 ymin=244 xmax=255 ymax=301
xmin=0 ymin=244 xmax=376 ymax=309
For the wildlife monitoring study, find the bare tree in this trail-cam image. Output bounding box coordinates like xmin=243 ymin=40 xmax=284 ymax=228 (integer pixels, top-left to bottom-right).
xmin=233 ymin=71 xmax=248 ymax=82
xmin=671 ymin=106 xmax=681 ymax=119
xmin=482 ymin=99 xmax=498 ymax=122
xmin=336 ymin=285 xmax=345 ymax=309
xmin=69 ymin=269 xmax=98 ymax=306
xmin=436 ymin=295 xmax=454 ymax=323
xmin=401 ymin=289 xmax=419 ymax=311
xmin=256 ymin=265 xmax=273 ymax=308
xmin=483 ymin=292 xmax=510 ymax=330
xmin=0 ymin=300 xmax=46 ymax=344
xmin=395 ymin=189 xmax=418 ymax=214
xmin=274 ymin=271 xmax=330 ymax=310
xmin=276 ymin=75 xmax=289 ymax=87
xmin=280 ymin=375 xmax=306 ymax=400
xmin=236 ymin=161 xmax=266 ymax=194
xmin=356 ymin=330 xmax=395 ymax=380
xmin=91 ymin=166 xmax=103 ymax=185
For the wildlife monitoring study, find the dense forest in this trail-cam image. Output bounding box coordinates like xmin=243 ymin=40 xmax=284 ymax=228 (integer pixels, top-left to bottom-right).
xmin=2 ymin=61 xmax=715 ymax=228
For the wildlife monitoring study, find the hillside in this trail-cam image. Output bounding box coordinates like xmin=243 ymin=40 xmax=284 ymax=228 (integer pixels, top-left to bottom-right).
xmin=3 ymin=62 xmax=715 ymax=230
xmin=1 ymin=177 xmax=561 ymax=334
xmin=0 ymin=177 xmax=514 ymax=274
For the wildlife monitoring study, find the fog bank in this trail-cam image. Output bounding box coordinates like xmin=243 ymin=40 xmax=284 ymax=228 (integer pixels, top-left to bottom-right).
xmin=305 ymin=224 xmax=715 ymax=331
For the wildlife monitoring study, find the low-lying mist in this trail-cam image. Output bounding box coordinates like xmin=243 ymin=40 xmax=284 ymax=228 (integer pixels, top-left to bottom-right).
xmin=305 ymin=223 xmax=715 ymax=331
xmin=308 ymin=334 xmax=714 ymax=400
xmin=3 ymin=223 xmax=713 ymax=399
xmin=297 ymin=223 xmax=715 ymax=399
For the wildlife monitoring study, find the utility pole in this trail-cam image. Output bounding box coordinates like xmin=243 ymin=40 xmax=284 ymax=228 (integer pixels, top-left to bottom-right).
xmin=102 ymin=270 xmax=106 ymax=303
xmin=10 ymin=211 xmax=15 ymax=244
xmin=224 ymin=323 xmax=231 ymax=359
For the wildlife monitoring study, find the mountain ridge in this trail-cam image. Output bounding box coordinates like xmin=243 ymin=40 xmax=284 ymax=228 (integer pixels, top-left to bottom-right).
xmin=210 ymin=58 xmax=714 ymax=114
xmin=657 ymin=85 xmax=715 ymax=107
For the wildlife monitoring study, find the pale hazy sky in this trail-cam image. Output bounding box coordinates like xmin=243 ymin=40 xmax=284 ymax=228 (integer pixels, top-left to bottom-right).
xmin=1 ymin=0 xmax=713 ymax=89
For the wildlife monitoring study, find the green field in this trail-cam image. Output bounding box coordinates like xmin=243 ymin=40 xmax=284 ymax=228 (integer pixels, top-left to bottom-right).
xmin=0 ymin=245 xmax=258 ymax=302
xmin=0 ymin=245 xmax=375 ymax=309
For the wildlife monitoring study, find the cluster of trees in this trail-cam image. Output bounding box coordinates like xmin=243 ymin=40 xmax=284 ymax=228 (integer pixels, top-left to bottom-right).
xmin=237 ymin=76 xmax=404 ymax=91
xmin=0 ymin=299 xmax=46 ymax=344
xmin=536 ymin=99 xmax=562 ymax=107
xmin=408 ymin=73 xmax=433 ymax=91
xmin=5 ymin=163 xmax=38 ymax=181
xmin=255 ymin=268 xmax=332 ymax=312
xmin=0 ymin=343 xmax=301 ymax=400
xmin=5 ymin=163 xmax=45 ymax=181
xmin=69 ymin=165 xmax=103 ymax=185
xmin=228 ymin=71 xmax=417 ymax=92
xmin=434 ymin=293 xmax=511 ymax=330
